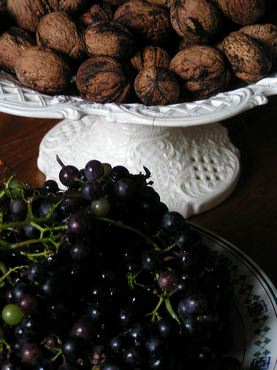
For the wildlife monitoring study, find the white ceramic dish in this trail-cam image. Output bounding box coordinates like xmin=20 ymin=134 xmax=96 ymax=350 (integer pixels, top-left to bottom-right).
xmin=191 ymin=224 xmax=277 ymax=370
xmin=0 ymin=70 xmax=276 ymax=126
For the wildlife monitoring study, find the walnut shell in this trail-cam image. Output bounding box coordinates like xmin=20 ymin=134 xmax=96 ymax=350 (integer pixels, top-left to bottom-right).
xmin=222 ymin=32 xmax=272 ymax=83
xmin=102 ymin=0 xmax=128 ymax=6
xmin=146 ymin=0 xmax=173 ymax=8
xmin=240 ymin=24 xmax=277 ymax=61
xmin=76 ymin=56 xmax=132 ymax=103
xmin=84 ymin=21 xmax=136 ymax=59
xmin=134 ymin=66 xmax=180 ymax=105
xmin=170 ymin=0 xmax=222 ymax=43
xmin=7 ymin=0 xmax=52 ymax=33
xmin=131 ymin=46 xmax=170 ymax=71
xmin=114 ymin=0 xmax=172 ymax=43
xmin=0 ymin=27 xmax=34 ymax=73
xmin=79 ymin=3 xmax=113 ymax=27
xmin=36 ymin=11 xmax=85 ymax=60
xmin=170 ymin=45 xmax=230 ymax=98
xmin=216 ymin=0 xmax=265 ymax=25
xmin=47 ymin=0 xmax=87 ymax=14
xmin=15 ymin=46 xmax=71 ymax=94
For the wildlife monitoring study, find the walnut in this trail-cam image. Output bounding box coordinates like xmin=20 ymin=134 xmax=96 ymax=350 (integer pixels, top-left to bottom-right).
xmin=84 ymin=21 xmax=135 ymax=59
xmin=131 ymin=46 xmax=170 ymax=71
xmin=170 ymin=0 xmax=222 ymax=43
xmin=114 ymin=0 xmax=172 ymax=44
xmin=102 ymin=0 xmax=128 ymax=6
xmin=240 ymin=24 xmax=277 ymax=62
xmin=47 ymin=0 xmax=87 ymax=14
xmin=7 ymin=0 xmax=52 ymax=33
xmin=36 ymin=11 xmax=85 ymax=60
xmin=0 ymin=27 xmax=34 ymax=73
xmin=170 ymin=45 xmax=230 ymax=98
xmin=76 ymin=56 xmax=132 ymax=103
xmin=216 ymin=0 xmax=265 ymax=25
xmin=134 ymin=66 xmax=179 ymax=105
xmin=178 ymin=37 xmax=200 ymax=50
xmin=222 ymin=32 xmax=272 ymax=83
xmin=146 ymin=0 xmax=173 ymax=8
xmin=15 ymin=46 xmax=71 ymax=94
xmin=79 ymin=3 xmax=113 ymax=27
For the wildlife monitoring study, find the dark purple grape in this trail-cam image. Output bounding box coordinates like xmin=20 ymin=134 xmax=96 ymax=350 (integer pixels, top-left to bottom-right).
xmin=178 ymin=293 xmax=208 ymax=319
xmin=19 ymin=293 xmax=38 ymax=314
xmin=41 ymin=277 xmax=63 ymax=299
xmin=43 ymin=180 xmax=59 ymax=193
xmin=23 ymin=224 xmax=40 ymax=239
xmin=34 ymin=359 xmax=54 ymax=370
xmin=114 ymin=178 xmax=135 ymax=199
xmin=192 ymin=345 xmax=215 ymax=363
xmin=119 ymin=307 xmax=135 ymax=328
xmin=148 ymin=353 xmax=166 ymax=369
xmin=67 ymin=213 xmax=90 ymax=235
xmin=58 ymin=363 xmax=79 ymax=370
xmin=9 ymin=198 xmax=27 ymax=216
xmin=81 ymin=181 xmax=102 ymax=201
xmin=177 ymin=249 xmax=199 ymax=272
xmin=158 ymin=271 xmax=178 ymax=292
xmin=181 ymin=317 xmax=204 ymax=337
xmin=100 ymin=362 xmax=121 ymax=370
xmin=89 ymin=284 xmax=109 ymax=301
xmin=175 ymin=229 xmax=194 ymax=249
xmin=20 ymin=342 xmax=42 ymax=365
xmin=62 ymin=336 xmax=86 ymax=360
xmin=161 ymin=212 xmax=186 ymax=233
xmin=122 ymin=346 xmax=143 ymax=367
xmin=110 ymin=336 xmax=124 ymax=353
xmin=87 ymin=302 xmax=103 ymax=322
xmin=59 ymin=165 xmax=80 ymax=187
xmin=143 ymin=186 xmax=160 ymax=202
xmin=60 ymin=197 xmax=82 ymax=216
xmin=109 ymin=165 xmax=129 ymax=183
xmin=141 ymin=249 xmax=162 ymax=271
xmin=70 ymin=240 xmax=90 ymax=261
xmin=128 ymin=322 xmax=146 ymax=344
xmin=85 ymin=160 xmax=104 ymax=182
xmin=71 ymin=317 xmax=96 ymax=341
xmin=156 ymin=318 xmax=178 ymax=338
xmin=39 ymin=199 xmax=56 ymax=218
xmin=145 ymin=336 xmax=161 ymax=354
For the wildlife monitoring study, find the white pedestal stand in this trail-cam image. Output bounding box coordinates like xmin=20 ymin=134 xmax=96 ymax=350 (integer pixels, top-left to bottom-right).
xmin=38 ymin=116 xmax=240 ymax=218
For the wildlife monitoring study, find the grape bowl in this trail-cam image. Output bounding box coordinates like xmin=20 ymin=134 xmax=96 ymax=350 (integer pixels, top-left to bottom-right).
xmin=1 ymin=71 xmax=277 ymax=216
xmin=0 ymin=159 xmax=276 ymax=370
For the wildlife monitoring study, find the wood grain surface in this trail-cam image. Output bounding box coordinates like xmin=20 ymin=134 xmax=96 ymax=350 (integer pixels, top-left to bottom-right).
xmin=0 ymin=98 xmax=277 ymax=287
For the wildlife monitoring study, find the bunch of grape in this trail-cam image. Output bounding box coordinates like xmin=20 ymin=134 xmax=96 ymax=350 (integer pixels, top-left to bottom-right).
xmin=0 ymin=159 xmax=240 ymax=370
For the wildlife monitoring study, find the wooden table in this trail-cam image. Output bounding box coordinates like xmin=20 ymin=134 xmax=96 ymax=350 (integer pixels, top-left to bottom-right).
xmin=0 ymin=99 xmax=277 ymax=288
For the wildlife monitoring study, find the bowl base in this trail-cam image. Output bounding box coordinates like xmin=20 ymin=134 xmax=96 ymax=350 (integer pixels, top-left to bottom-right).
xmin=37 ymin=115 xmax=240 ymax=217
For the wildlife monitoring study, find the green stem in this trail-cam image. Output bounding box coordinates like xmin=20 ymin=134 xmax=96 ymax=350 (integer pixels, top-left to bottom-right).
xmin=164 ymin=298 xmax=181 ymax=325
xmin=147 ymin=295 xmax=164 ymax=322
xmin=51 ymin=348 xmax=63 ymax=362
xmin=0 ymin=265 xmax=28 ymax=286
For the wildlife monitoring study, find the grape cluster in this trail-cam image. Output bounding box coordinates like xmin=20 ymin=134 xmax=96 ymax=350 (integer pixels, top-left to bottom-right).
xmin=0 ymin=159 xmax=240 ymax=370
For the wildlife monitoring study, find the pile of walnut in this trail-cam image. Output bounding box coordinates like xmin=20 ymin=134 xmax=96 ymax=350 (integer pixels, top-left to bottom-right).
xmin=0 ymin=0 xmax=276 ymax=105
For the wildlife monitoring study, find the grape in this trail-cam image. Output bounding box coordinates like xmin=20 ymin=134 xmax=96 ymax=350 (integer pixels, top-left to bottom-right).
xmin=100 ymin=362 xmax=121 ymax=370
xmin=109 ymin=165 xmax=129 ymax=183
xmin=34 ymin=359 xmax=54 ymax=370
xmin=110 ymin=336 xmax=124 ymax=353
xmin=20 ymin=342 xmax=42 ymax=365
xmin=158 ymin=271 xmax=178 ymax=292
xmin=122 ymin=346 xmax=143 ymax=367
xmin=145 ymin=336 xmax=161 ymax=354
xmin=67 ymin=212 xmax=89 ymax=235
xmin=81 ymin=181 xmax=102 ymax=201
xmin=62 ymin=336 xmax=86 ymax=360
xmin=85 ymin=160 xmax=104 ymax=182
xmin=103 ymin=163 xmax=112 ymax=177
xmin=142 ymin=249 xmax=163 ymax=271
xmin=19 ymin=293 xmax=38 ymax=314
xmin=59 ymin=165 xmax=80 ymax=187
xmin=71 ymin=317 xmax=96 ymax=341
xmin=178 ymin=293 xmax=209 ymax=319
xmin=43 ymin=180 xmax=59 ymax=193
xmin=23 ymin=224 xmax=40 ymax=239
xmin=114 ymin=178 xmax=135 ymax=199
xmin=91 ymin=198 xmax=111 ymax=217
xmin=2 ymin=304 xmax=24 ymax=326
xmin=69 ymin=240 xmax=90 ymax=261
xmin=156 ymin=318 xmax=178 ymax=338
xmin=9 ymin=198 xmax=27 ymax=216
xmin=161 ymin=211 xmax=186 ymax=233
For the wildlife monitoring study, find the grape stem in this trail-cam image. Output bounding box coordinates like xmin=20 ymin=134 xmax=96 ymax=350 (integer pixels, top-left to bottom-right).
xmin=0 ymin=265 xmax=28 ymax=287
xmin=51 ymin=347 xmax=63 ymax=362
